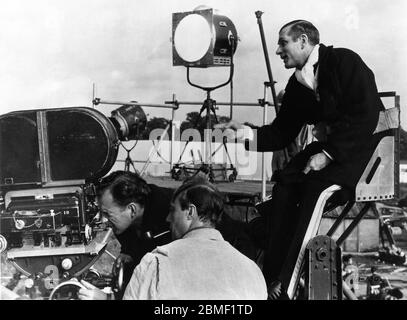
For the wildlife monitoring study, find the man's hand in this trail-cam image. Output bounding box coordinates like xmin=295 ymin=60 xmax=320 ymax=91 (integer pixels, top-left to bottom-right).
xmin=303 ymin=152 xmax=331 ymax=174
xmin=213 ymin=120 xmax=245 ymax=140
xmin=78 ymin=280 xmax=107 ymax=300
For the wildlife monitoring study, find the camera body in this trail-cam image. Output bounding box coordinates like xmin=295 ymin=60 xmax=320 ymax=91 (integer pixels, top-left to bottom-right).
xmin=0 ymin=107 xmax=122 ymax=298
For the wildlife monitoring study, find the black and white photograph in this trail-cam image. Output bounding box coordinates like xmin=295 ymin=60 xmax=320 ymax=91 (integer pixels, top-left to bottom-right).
xmin=0 ymin=0 xmax=406 ymax=307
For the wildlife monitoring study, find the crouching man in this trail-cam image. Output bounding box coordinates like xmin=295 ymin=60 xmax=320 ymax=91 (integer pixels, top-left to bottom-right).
xmin=78 ymin=170 xmax=172 ymax=300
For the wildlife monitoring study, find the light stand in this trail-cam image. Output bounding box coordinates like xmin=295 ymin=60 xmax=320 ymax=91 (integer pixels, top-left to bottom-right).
xmin=121 ymin=141 xmax=139 ymax=173
xmin=171 ymin=41 xmax=238 ymax=183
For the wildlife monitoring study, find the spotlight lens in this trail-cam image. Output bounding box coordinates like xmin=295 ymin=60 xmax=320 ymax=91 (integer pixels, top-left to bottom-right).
xmin=174 ymin=14 xmax=212 ymax=62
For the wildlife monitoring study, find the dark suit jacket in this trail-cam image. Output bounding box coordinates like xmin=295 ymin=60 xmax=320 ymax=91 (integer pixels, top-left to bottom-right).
xmin=251 ymin=44 xmax=384 ymax=188
xmin=116 ymin=184 xmax=173 ymax=264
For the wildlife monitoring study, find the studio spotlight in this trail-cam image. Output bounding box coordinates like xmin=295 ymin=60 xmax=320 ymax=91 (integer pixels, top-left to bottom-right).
xmin=109 ymin=105 xmax=147 ymax=141
xmin=172 ymin=7 xmax=238 ymax=67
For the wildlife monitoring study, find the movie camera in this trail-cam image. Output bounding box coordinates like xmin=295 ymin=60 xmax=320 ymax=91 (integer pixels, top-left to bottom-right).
xmin=0 ymin=105 xmax=147 ymax=299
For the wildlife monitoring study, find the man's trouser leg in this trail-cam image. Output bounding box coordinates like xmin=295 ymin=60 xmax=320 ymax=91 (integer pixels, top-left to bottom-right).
xmin=261 ymin=181 xmax=303 ymax=284
xmin=259 ymin=142 xmax=332 ymax=287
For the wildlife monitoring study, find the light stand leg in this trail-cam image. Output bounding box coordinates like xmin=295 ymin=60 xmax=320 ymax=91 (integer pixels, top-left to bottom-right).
xmin=205 ymin=91 xmax=212 ymax=168
xmin=261 ymin=83 xmax=269 ymax=201
xmin=140 ymin=124 xmax=171 ymax=176
xmin=172 ymin=100 xmax=209 ymax=165
xmin=170 ymin=94 xmax=176 ymax=171
xmin=205 ymin=95 xmax=238 ymax=182
xmin=171 ymin=98 xmax=213 ymax=181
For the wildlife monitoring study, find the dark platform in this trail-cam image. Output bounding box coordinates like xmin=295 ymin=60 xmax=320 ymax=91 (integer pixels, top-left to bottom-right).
xmin=145 ymin=176 xmax=274 ymax=206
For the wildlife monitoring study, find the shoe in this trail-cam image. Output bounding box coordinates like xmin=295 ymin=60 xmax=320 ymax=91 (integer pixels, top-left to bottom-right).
xmin=267 ymin=281 xmax=282 ymax=300
xmin=267 ymin=280 xmax=290 ymax=300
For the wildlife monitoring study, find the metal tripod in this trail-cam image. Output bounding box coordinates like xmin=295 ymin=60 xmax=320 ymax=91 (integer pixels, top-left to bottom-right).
xmin=171 ymin=89 xmax=238 ymax=182
xmin=121 ymin=141 xmax=139 ymax=173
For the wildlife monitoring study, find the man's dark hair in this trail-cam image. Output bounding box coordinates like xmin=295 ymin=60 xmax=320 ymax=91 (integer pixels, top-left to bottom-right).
xmin=172 ymin=177 xmax=224 ymax=226
xmin=280 ymin=20 xmax=320 ymax=45
xmin=96 ymin=171 xmax=151 ymax=207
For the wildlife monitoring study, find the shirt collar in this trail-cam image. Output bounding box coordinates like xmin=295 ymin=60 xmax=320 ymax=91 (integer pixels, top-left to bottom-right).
xmin=294 ymin=44 xmax=320 ymax=91
xmin=182 ymin=227 xmax=224 ymax=241
xmin=299 ymin=44 xmax=320 ymax=71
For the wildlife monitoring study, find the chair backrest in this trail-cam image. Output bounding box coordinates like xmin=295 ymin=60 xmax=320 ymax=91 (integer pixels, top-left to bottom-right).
xmin=355 ymin=93 xmax=401 ymax=202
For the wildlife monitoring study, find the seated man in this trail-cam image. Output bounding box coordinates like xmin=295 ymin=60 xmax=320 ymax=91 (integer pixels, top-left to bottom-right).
xmin=121 ymin=179 xmax=267 ymax=299
xmin=216 ymin=19 xmax=384 ymax=298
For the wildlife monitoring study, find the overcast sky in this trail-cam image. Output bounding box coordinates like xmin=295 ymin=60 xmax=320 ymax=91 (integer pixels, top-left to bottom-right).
xmin=0 ymin=0 xmax=406 ymax=129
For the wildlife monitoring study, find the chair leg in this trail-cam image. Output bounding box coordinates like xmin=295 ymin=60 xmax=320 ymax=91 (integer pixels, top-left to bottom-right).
xmin=326 ymin=201 xmax=355 ymax=237
xmin=336 ymin=203 xmax=371 ymax=246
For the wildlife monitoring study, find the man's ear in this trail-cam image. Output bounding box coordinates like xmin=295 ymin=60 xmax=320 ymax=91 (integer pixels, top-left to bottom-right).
xmin=300 ymin=33 xmax=308 ymax=48
xmin=186 ymin=204 xmax=196 ymax=220
xmin=128 ymin=202 xmax=143 ymax=219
